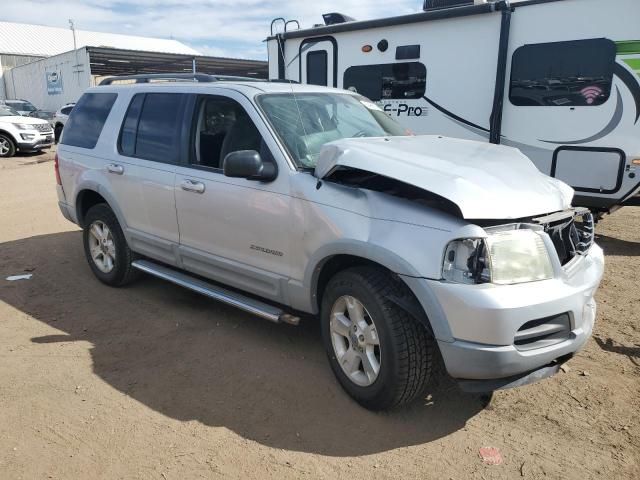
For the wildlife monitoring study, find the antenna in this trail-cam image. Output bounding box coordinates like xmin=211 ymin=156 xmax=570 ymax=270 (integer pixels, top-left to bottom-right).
xmin=275 ymin=36 xmax=310 ymax=148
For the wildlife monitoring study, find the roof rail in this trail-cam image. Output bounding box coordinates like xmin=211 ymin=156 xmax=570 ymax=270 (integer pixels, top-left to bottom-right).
xmin=98 ymin=73 xmax=259 ymax=86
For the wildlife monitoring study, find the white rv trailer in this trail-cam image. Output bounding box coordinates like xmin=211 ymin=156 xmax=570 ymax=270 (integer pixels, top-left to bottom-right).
xmin=267 ymin=0 xmax=640 ymax=214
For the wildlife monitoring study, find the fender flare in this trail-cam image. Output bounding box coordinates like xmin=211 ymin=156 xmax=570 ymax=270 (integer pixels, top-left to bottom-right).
xmin=303 ymin=240 xmax=454 ymax=343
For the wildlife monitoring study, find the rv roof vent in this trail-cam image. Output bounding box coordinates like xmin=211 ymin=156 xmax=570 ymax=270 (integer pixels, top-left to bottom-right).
xmin=423 ymin=0 xmax=484 ymax=11
xmin=322 ymin=13 xmax=356 ymax=25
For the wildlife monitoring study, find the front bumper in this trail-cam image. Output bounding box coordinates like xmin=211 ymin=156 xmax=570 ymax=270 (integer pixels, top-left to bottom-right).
xmin=423 ymin=244 xmax=604 ymax=383
xmin=17 ymin=131 xmax=54 ymax=151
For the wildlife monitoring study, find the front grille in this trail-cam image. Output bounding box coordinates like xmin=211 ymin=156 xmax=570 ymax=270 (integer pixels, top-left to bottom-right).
xmin=533 ymin=208 xmax=595 ymax=265
xmin=32 ymin=123 xmax=53 ymax=133
xmin=514 ymin=313 xmax=571 ymax=351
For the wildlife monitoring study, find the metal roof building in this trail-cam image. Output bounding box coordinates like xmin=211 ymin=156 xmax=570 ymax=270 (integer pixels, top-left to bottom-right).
xmin=0 ymin=21 xmax=267 ymax=102
xmin=0 ymin=21 xmax=201 ymax=57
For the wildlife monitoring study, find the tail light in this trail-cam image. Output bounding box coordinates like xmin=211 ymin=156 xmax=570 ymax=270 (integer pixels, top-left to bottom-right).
xmin=54 ymin=152 xmax=62 ymax=185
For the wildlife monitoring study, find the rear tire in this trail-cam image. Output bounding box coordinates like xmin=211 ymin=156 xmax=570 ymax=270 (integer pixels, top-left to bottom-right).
xmin=0 ymin=134 xmax=16 ymax=158
xmin=83 ymin=204 xmax=139 ymax=287
xmin=321 ymin=266 xmax=434 ymax=410
xmin=54 ymin=124 xmax=63 ymax=144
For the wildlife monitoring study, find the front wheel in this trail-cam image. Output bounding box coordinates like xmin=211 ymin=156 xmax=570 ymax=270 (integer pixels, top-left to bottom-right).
xmin=0 ymin=134 xmax=16 ymax=158
xmin=321 ymin=267 xmax=434 ymax=410
xmin=82 ymin=204 xmax=139 ymax=286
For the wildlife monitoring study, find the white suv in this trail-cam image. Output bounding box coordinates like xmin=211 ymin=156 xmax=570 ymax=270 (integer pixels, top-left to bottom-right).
xmin=52 ymin=103 xmax=75 ymax=143
xmin=55 ymin=74 xmax=604 ymax=410
xmin=0 ymin=106 xmax=54 ymax=157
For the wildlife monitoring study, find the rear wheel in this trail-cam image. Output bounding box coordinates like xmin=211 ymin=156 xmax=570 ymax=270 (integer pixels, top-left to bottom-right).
xmin=321 ymin=266 xmax=434 ymax=410
xmin=0 ymin=134 xmax=16 ymax=158
xmin=54 ymin=124 xmax=63 ymax=143
xmin=83 ymin=204 xmax=139 ymax=286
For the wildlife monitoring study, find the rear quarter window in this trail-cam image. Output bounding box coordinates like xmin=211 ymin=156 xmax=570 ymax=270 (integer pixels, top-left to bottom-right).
xmin=61 ymin=93 xmax=117 ymax=149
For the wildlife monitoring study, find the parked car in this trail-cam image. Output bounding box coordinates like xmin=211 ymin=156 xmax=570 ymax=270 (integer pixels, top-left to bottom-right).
xmin=51 ymin=103 xmax=75 ymax=143
xmin=0 ymin=106 xmax=54 ymax=157
xmin=1 ymin=99 xmax=38 ymax=116
xmin=55 ymin=74 xmax=604 ymax=410
xmin=29 ymin=109 xmax=56 ymax=123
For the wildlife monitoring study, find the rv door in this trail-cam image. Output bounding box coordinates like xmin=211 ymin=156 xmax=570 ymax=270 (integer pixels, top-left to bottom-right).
xmin=299 ymin=38 xmax=336 ymax=87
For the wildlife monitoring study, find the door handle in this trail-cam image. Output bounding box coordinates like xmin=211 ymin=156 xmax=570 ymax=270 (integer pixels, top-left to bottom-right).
xmin=107 ymin=164 xmax=124 ymax=175
xmin=180 ymin=179 xmax=206 ymax=194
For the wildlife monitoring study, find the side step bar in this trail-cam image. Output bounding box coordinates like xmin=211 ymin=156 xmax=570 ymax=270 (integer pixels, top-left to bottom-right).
xmin=132 ymin=260 xmax=300 ymax=326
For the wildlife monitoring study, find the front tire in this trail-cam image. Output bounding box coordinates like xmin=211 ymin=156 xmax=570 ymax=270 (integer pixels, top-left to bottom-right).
xmin=321 ymin=267 xmax=433 ymax=410
xmin=83 ymin=204 xmax=139 ymax=287
xmin=0 ymin=134 xmax=16 ymax=158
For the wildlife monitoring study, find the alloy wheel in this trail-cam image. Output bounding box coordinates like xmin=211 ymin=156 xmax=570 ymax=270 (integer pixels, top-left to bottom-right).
xmin=88 ymin=220 xmax=116 ymax=273
xmin=329 ymin=295 xmax=381 ymax=387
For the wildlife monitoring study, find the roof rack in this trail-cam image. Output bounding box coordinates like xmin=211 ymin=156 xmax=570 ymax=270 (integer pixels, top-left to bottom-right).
xmin=98 ymin=73 xmax=259 ymax=86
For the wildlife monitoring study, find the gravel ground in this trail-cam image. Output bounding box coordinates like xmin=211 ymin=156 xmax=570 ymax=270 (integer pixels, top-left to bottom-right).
xmin=0 ymin=147 xmax=638 ymax=479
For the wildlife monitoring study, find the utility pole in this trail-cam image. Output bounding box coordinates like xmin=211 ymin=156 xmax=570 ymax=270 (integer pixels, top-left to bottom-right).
xmin=69 ymin=19 xmax=81 ymax=86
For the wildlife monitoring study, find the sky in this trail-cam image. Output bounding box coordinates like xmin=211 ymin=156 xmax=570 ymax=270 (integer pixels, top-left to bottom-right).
xmin=2 ymin=0 xmax=422 ymax=60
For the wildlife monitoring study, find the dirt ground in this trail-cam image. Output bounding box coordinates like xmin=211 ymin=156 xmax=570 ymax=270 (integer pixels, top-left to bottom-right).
xmin=0 ymin=147 xmax=639 ymax=480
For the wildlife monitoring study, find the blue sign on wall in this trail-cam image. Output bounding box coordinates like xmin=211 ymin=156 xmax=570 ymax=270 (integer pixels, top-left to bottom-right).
xmin=46 ymin=71 xmax=63 ymax=95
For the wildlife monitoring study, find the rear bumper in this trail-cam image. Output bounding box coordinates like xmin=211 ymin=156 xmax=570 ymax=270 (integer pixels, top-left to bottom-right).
xmin=418 ymin=245 xmax=604 ymax=383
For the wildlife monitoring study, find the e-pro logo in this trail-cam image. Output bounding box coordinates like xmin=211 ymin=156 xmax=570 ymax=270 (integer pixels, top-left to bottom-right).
xmin=382 ymin=102 xmax=427 ymax=117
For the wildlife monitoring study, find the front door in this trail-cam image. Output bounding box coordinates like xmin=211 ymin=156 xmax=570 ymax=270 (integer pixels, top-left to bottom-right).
xmin=174 ymin=91 xmax=292 ymax=303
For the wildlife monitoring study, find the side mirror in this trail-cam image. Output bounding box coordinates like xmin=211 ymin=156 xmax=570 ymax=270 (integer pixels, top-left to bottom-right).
xmin=223 ymin=150 xmax=277 ymax=181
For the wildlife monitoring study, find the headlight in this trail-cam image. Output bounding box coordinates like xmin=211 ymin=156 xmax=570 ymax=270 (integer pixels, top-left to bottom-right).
xmin=443 ymin=228 xmax=554 ymax=285
xmin=12 ymin=123 xmax=30 ymax=130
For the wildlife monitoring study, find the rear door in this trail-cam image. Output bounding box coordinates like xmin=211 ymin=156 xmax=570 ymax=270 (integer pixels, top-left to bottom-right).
xmin=106 ymin=91 xmax=185 ymax=265
xmin=300 ymin=38 xmax=336 ymax=87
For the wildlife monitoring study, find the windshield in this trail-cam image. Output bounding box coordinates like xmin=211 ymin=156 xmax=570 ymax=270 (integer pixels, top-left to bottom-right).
xmin=7 ymin=101 xmax=36 ymax=112
xmin=257 ymin=93 xmax=409 ymax=168
xmin=0 ymin=107 xmax=19 ymax=116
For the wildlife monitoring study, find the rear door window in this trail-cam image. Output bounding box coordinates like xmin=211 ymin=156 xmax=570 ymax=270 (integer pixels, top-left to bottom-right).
xmin=119 ymin=93 xmax=186 ymax=163
xmin=343 ymin=62 xmax=427 ymax=101
xmin=61 ymin=93 xmax=117 ymax=149
xmin=509 ymin=38 xmax=616 ymax=107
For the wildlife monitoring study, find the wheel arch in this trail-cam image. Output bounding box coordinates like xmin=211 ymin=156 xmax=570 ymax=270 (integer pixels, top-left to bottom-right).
xmin=0 ymin=129 xmax=17 ymax=144
xmin=306 ymin=243 xmax=452 ymax=341
xmin=75 ymin=186 xmax=128 ymax=232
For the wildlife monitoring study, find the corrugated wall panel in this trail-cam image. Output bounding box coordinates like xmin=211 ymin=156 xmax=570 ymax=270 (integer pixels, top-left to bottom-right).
xmin=4 ymin=48 xmax=92 ymax=111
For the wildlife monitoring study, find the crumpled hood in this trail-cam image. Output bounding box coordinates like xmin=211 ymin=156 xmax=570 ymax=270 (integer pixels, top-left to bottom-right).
xmin=315 ymin=135 xmax=574 ymax=219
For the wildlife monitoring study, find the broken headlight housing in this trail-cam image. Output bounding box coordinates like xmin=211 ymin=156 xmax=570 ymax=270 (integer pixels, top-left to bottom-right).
xmin=442 ymin=228 xmax=554 ymax=285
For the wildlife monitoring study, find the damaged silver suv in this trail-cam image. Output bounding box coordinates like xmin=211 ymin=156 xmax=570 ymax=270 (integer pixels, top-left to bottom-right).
xmin=56 ymin=74 xmax=604 ymax=410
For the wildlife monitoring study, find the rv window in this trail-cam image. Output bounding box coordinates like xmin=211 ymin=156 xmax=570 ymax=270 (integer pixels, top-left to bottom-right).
xmin=509 ymin=39 xmax=616 ymax=107
xmin=307 ymin=50 xmax=328 ymax=86
xmin=343 ymin=62 xmax=426 ymax=101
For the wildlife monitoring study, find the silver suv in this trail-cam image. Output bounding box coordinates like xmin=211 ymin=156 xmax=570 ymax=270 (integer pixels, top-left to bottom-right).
xmin=56 ymin=74 xmax=604 ymax=410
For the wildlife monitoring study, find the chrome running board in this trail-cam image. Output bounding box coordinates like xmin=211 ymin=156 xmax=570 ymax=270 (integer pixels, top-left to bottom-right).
xmin=132 ymin=260 xmax=300 ymax=326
